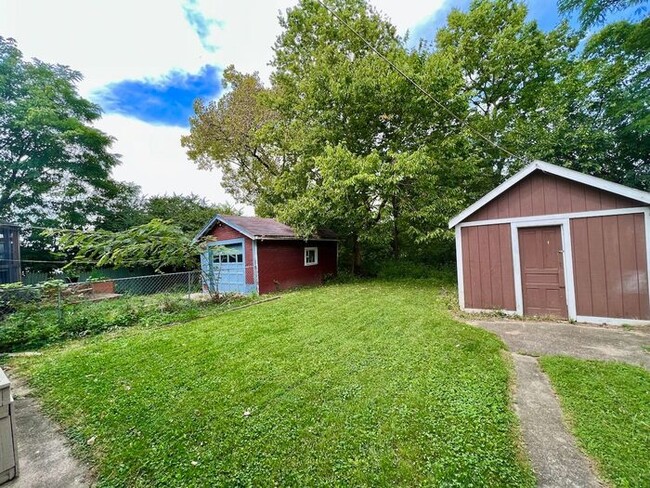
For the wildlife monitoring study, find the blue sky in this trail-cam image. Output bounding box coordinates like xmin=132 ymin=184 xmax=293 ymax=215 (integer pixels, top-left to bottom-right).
xmin=0 ymin=0 xmax=641 ymax=206
xmin=86 ymin=0 xmax=609 ymax=130
xmin=94 ymin=65 xmax=223 ymax=127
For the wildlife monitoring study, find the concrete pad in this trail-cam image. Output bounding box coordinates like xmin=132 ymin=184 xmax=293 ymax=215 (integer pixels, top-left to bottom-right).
xmin=4 ymin=373 xmax=93 ymax=488
xmin=470 ymin=320 xmax=650 ymax=369
xmin=512 ymin=354 xmax=604 ymax=488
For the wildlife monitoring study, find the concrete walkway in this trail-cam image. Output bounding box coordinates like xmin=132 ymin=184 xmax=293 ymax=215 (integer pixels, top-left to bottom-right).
xmin=470 ymin=319 xmax=650 ymax=487
xmin=471 ymin=320 xmax=650 ymax=369
xmin=5 ymin=372 xmax=93 ymax=488
xmin=512 ymin=354 xmax=603 ymax=487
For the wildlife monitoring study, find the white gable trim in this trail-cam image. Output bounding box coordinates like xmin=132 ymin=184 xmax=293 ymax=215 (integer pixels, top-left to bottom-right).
xmin=193 ymin=215 xmax=256 ymax=243
xmin=448 ymin=160 xmax=650 ymax=228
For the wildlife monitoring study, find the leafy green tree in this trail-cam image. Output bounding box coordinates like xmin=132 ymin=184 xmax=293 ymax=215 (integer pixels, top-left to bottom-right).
xmin=0 ymin=37 xmax=120 ymax=222
xmin=93 ymin=182 xmax=147 ymax=232
xmin=181 ymin=66 xmax=283 ymax=206
xmin=50 ymin=220 xmax=203 ymax=272
xmin=558 ymin=0 xmax=648 ymax=29
xmin=145 ymin=194 xmax=240 ymax=235
xmin=436 ymin=1 xmax=578 ymax=182
xmin=183 ymin=0 xmax=650 ymax=271
xmin=95 ymin=191 xmax=241 ymax=235
xmin=269 ymin=0 xmax=472 ymax=264
xmin=435 ymin=0 xmax=648 ymax=190
xmin=577 ymin=18 xmax=649 ymax=189
xmin=278 ymin=146 xmax=389 ymax=272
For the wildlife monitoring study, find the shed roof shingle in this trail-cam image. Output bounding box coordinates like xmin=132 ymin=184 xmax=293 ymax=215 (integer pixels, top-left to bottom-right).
xmin=195 ymin=215 xmax=337 ymax=241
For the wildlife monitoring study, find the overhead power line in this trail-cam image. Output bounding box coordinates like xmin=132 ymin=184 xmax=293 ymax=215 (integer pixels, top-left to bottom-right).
xmin=3 ymin=223 xmax=104 ymax=234
xmin=314 ymin=0 xmax=521 ymax=160
xmin=1 ymin=258 xmax=99 ymax=265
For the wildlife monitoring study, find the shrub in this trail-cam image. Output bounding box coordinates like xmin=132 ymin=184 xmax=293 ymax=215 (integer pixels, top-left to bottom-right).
xmin=0 ymin=282 xmax=41 ymax=316
xmin=0 ymin=293 xmax=252 ymax=353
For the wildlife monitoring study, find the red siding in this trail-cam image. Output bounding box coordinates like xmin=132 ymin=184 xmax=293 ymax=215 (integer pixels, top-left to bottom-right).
xmin=466 ymin=172 xmax=643 ymax=222
xmin=257 ymin=241 xmax=337 ymax=294
xmin=208 ymin=222 xmax=255 ymax=285
xmin=571 ymin=213 xmax=649 ymax=320
xmin=461 ymin=224 xmax=516 ymax=311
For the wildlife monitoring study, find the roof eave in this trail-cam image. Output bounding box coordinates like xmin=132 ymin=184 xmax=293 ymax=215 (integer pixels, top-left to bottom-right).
xmin=193 ymin=214 xmax=338 ymax=243
xmin=448 ymin=160 xmax=650 ymax=228
xmin=255 ymin=235 xmax=338 ymax=241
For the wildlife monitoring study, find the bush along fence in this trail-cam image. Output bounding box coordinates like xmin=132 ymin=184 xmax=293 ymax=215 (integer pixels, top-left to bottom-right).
xmin=1 ymin=270 xmax=203 ymax=317
xmin=0 ymin=269 xmax=262 ymax=353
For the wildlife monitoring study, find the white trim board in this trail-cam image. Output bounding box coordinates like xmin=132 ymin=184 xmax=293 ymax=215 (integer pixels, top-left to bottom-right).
xmin=252 ymin=240 xmax=260 ymax=294
xmin=576 ymin=316 xmax=650 ymax=326
xmin=510 ymin=218 xmax=577 ymax=320
xmin=455 ymin=226 xmax=464 ymax=310
xmin=457 ymin=206 xmax=648 ymax=228
xmin=449 ymin=160 xmax=650 ymax=228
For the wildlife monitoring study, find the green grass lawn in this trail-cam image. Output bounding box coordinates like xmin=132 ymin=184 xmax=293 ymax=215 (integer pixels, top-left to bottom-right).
xmin=541 ymin=357 xmax=650 ymax=487
xmin=10 ymin=280 xmax=533 ymax=487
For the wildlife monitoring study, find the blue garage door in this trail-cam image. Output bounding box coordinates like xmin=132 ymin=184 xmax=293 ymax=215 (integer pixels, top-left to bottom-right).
xmin=203 ymin=242 xmax=246 ymax=294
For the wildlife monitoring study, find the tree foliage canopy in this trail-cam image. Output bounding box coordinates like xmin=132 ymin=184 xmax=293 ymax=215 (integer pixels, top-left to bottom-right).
xmin=0 ymin=36 xmax=120 ymax=223
xmin=50 ymin=219 xmax=204 ymax=272
xmin=558 ymin=0 xmax=648 ymax=29
xmin=96 ymin=191 xmax=241 ymax=235
xmin=184 ymin=0 xmax=650 ymax=272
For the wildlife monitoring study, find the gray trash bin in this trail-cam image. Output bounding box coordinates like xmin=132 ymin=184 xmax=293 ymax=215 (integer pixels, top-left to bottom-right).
xmin=0 ymin=368 xmax=18 ymax=484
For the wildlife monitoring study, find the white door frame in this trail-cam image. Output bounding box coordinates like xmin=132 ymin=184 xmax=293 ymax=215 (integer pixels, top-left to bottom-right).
xmin=511 ymin=218 xmax=577 ymax=320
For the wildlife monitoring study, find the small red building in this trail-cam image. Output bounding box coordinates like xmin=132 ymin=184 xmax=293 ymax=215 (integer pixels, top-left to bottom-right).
xmin=449 ymin=160 xmax=650 ymax=325
xmin=195 ymin=215 xmax=338 ymax=295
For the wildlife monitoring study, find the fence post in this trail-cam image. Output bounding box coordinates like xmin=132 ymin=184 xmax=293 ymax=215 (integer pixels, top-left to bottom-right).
xmin=187 ymin=271 xmax=191 ymax=300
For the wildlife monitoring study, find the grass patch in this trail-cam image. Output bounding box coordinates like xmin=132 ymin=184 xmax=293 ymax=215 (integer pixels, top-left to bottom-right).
xmin=540 ymin=357 xmax=650 ymax=487
xmin=0 ymin=293 xmax=254 ymax=353
xmin=10 ymin=280 xmax=534 ymax=487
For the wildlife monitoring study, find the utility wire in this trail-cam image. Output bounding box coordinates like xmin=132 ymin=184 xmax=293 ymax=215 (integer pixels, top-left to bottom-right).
xmin=314 ymin=0 xmax=521 ymax=160
xmin=7 ymin=224 xmax=90 ymax=233
xmin=1 ymin=258 xmax=99 ymax=265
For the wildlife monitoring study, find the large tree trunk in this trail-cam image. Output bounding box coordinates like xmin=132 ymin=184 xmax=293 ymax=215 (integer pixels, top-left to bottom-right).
xmin=351 ymin=234 xmax=362 ymax=275
xmin=391 ymin=194 xmax=400 ymax=260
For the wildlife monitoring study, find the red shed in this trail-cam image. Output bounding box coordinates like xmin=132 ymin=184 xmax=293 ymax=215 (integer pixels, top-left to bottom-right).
xmin=195 ymin=215 xmax=338 ymax=295
xmin=449 ymin=160 xmax=650 ymax=325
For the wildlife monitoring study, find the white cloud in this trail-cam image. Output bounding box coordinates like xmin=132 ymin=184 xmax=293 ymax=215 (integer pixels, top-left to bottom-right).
xmin=0 ymin=0 xmax=447 ymax=91
xmin=372 ymin=0 xmax=446 ymax=37
xmin=188 ymin=0 xmax=298 ymax=83
xmin=0 ymin=0 xmax=211 ymax=95
xmin=0 ymin=0 xmax=446 ymax=213
xmin=96 ymin=114 xmax=246 ymax=208
xmin=190 ymin=0 xmax=446 ymax=82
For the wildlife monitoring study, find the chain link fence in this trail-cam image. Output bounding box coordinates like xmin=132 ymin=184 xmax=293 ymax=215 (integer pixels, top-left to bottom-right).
xmin=1 ymin=270 xmax=205 ymax=318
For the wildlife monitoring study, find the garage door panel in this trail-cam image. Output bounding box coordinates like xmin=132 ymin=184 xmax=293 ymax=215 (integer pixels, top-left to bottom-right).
xmin=205 ymin=243 xmax=248 ymax=294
